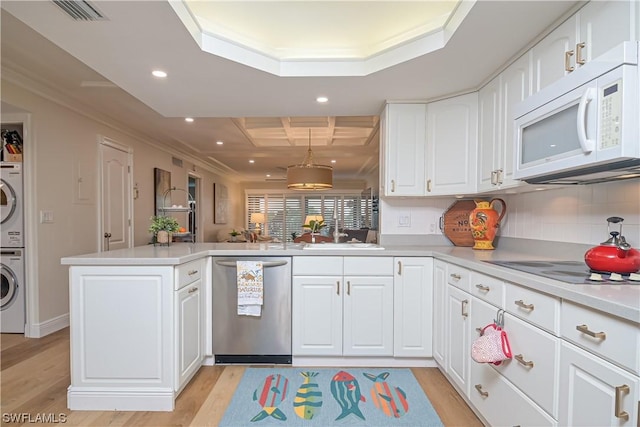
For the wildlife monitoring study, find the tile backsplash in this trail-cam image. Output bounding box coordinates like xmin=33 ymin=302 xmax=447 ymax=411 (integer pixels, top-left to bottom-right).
xmin=380 ymin=179 xmax=640 ymax=247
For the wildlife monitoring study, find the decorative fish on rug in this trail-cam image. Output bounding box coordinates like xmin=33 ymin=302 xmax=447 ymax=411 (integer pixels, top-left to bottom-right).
xmin=363 ymin=372 xmax=409 ymax=418
xmin=330 ymin=370 xmax=366 ymax=421
xmin=251 ymin=374 xmax=289 ymax=422
xmin=293 ymin=371 xmax=323 ymax=419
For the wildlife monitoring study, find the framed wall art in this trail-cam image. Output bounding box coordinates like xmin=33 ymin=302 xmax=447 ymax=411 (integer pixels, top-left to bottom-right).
xmin=213 ymin=182 xmax=228 ymax=224
xmin=154 ymin=168 xmax=171 ymax=216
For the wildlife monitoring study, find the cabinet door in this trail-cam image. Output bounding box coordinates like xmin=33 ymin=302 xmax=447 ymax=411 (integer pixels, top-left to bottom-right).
xmin=292 ymin=276 xmax=342 ymax=356
xmin=560 ymin=341 xmax=639 ymax=427
xmin=477 ymin=76 xmax=502 ymax=192
xmin=382 ymin=103 xmax=427 ymax=196
xmin=532 ymin=16 xmax=577 ymax=93
xmin=426 ymin=93 xmax=478 ymax=195
xmin=577 ymin=0 xmax=635 ymax=65
xmin=447 ymin=285 xmax=472 ymax=396
xmin=432 ymin=260 xmax=447 ymax=367
xmin=175 ymin=279 xmax=203 ymax=391
xmin=394 ymin=257 xmax=433 ymax=357
xmin=500 ymin=53 xmax=531 ymax=189
xmin=343 ymin=276 xmax=394 ymax=356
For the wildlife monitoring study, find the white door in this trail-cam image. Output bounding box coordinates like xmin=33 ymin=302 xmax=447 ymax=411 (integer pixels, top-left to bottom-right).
xmin=175 ymin=278 xmax=202 ymax=390
xmin=343 ymin=276 xmax=394 ymax=356
xmin=532 ymin=16 xmax=577 ymax=93
xmin=477 ymin=77 xmax=502 ymax=192
xmin=578 ymin=0 xmax=635 ymax=65
xmin=100 ymin=139 xmax=132 ymax=251
xmin=447 ymin=285 xmax=471 ymax=396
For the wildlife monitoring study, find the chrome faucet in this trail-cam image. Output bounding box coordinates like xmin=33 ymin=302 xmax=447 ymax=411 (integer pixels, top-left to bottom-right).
xmin=333 ymin=215 xmax=347 ymax=243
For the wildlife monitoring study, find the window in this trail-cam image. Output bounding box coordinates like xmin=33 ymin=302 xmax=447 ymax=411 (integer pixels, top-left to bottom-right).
xmin=246 ymin=191 xmax=365 ymax=242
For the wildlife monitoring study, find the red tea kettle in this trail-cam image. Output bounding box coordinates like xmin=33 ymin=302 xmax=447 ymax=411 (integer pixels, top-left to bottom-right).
xmin=585 ymin=217 xmax=640 ymax=274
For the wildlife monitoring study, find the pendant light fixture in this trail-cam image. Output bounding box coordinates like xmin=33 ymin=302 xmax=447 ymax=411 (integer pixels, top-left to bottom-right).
xmin=287 ymin=129 xmax=333 ymax=190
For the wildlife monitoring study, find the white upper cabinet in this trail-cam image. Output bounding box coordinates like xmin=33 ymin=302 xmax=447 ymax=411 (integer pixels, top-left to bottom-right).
xmin=477 ymin=76 xmax=502 ymax=192
xmin=426 ymin=92 xmax=478 ymax=196
xmin=381 ymin=103 xmax=427 ymax=196
xmin=532 ymin=0 xmax=636 ymax=93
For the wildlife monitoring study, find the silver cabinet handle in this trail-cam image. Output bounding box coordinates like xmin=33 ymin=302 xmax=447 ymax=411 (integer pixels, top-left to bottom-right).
xmin=450 ymin=273 xmax=461 ymax=280
xmin=391 ymin=179 xmax=395 ymax=192
xmin=565 ymin=49 xmax=575 ymax=72
xmin=514 ymin=354 xmax=534 ymax=368
xmin=490 ymin=170 xmax=498 ymax=186
xmin=188 ymin=270 xmax=198 ymax=276
xmin=475 ymin=284 xmax=490 ymax=292
xmin=576 ymin=324 xmax=606 ymax=340
xmin=397 ymin=261 xmax=402 ymax=275
xmin=474 ymin=384 xmax=488 ymax=397
xmin=496 ymin=169 xmax=503 ymax=185
xmin=614 ymin=385 xmax=629 ymax=421
xmin=514 ymin=300 xmax=534 ymax=311
xmin=427 ymin=179 xmax=432 ymax=192
xmin=347 ymin=281 xmax=351 ymax=296
xmin=461 ymin=299 xmax=469 ymax=317
xmin=188 ymin=287 xmax=198 ymax=293
xmin=336 ymin=281 xmax=340 ymax=295
xmin=576 ymin=42 xmax=586 ymax=65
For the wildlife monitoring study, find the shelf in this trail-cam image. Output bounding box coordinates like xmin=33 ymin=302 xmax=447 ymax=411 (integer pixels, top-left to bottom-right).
xmin=159 ymin=206 xmax=191 ymax=212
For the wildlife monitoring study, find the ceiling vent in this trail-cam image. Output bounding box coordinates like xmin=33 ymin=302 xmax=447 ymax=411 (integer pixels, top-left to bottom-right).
xmin=53 ymin=0 xmax=106 ymax=21
xmin=172 ymin=157 xmax=183 ymax=168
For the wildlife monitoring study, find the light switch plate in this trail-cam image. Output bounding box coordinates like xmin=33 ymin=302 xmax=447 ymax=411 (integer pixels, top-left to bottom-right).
xmin=40 ymin=210 xmax=54 ymax=223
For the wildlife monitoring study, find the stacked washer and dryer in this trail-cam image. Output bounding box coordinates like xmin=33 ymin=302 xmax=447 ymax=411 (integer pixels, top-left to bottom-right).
xmin=1 ymin=160 xmax=25 ymax=333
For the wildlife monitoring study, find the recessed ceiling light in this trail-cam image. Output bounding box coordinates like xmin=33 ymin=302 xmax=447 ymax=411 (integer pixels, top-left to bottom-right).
xmin=316 ymin=96 xmax=329 ymax=103
xmin=331 ymin=159 xmax=336 ymax=163
xmin=216 ymin=141 xmax=224 ymax=145
xmin=249 ymin=159 xmax=255 ymax=164
xmin=185 ymin=117 xmax=194 ymax=122
xmin=266 ymin=174 xmax=271 ymax=177
xmin=152 ymin=70 xmax=167 ymax=78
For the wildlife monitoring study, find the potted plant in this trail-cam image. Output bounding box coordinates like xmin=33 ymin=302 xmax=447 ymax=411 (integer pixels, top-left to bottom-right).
xmin=303 ymin=218 xmax=325 ymax=234
xmin=149 ymin=215 xmax=180 ymax=245
xmin=229 ymin=229 xmax=242 ymax=242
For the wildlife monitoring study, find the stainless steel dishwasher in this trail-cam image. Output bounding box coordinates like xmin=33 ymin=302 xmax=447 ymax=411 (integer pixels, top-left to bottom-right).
xmin=212 ymin=256 xmax=292 ymax=364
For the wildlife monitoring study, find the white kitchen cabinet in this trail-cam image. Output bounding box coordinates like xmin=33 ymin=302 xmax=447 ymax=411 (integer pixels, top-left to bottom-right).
xmin=292 ymin=256 xmax=394 ymax=357
xmin=174 ymin=259 xmax=204 ymax=392
xmin=532 ymin=0 xmax=637 ymax=93
xmin=393 ymin=257 xmax=433 ymax=357
xmin=380 ymin=103 xmax=427 ymax=196
xmin=560 ymin=341 xmax=639 ymax=427
xmin=478 ymin=53 xmax=531 ymax=192
xmin=446 ymin=284 xmax=471 ymax=396
xmin=426 ymin=92 xmax=478 ymax=195
xmin=67 ymin=258 xmax=208 ymax=411
xmin=432 ymin=260 xmax=447 ymax=367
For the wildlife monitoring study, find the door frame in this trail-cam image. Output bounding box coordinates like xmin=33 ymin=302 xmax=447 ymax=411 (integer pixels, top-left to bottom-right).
xmin=98 ymin=136 xmax=133 ymax=252
xmin=187 ymin=171 xmax=202 ymax=242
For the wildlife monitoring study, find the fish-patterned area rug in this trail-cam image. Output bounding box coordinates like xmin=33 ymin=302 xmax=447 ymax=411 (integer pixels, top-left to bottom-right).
xmin=219 ymin=368 xmax=443 ymax=427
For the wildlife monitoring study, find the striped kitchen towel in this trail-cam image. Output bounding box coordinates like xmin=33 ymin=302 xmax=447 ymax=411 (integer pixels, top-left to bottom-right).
xmin=236 ymin=260 xmax=264 ymax=316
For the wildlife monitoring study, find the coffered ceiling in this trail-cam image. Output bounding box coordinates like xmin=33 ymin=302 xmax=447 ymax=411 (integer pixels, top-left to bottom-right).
xmin=0 ymin=0 xmax=580 ymax=183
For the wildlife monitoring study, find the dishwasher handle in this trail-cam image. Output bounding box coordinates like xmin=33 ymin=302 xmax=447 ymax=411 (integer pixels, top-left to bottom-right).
xmin=215 ymin=260 xmax=289 ymax=268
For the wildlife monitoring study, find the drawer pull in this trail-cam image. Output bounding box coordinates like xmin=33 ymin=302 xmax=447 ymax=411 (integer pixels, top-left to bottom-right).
xmin=336 ymin=281 xmax=340 ymax=295
xmin=474 ymin=384 xmax=488 ymax=397
xmin=514 ymin=354 xmax=534 ymax=368
xmin=188 ymin=270 xmax=198 ymax=276
xmin=475 ymin=284 xmax=490 ymax=292
xmin=461 ymin=299 xmax=469 ymax=318
xmin=514 ymin=300 xmax=534 ymax=311
xmin=450 ymin=273 xmax=462 ymax=280
xmin=576 ymin=324 xmax=606 ymax=340
xmin=188 ymin=287 xmax=198 ymax=293
xmin=614 ymin=384 xmax=629 ymax=421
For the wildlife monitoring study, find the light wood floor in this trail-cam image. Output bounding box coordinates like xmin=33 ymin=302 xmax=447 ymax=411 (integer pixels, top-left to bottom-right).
xmin=1 ymin=329 xmax=482 ymax=426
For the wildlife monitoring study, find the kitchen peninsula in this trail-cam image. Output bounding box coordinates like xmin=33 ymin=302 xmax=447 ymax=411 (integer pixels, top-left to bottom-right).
xmin=61 ymin=241 xmax=640 ymax=425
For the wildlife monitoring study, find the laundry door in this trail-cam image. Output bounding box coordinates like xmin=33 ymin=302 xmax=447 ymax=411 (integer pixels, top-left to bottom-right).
xmin=99 ymin=138 xmax=132 ymax=251
xmin=1 ymin=163 xmax=23 ymax=247
xmin=0 ymin=262 xmax=18 ymax=310
xmin=0 ymin=177 xmax=17 ymax=225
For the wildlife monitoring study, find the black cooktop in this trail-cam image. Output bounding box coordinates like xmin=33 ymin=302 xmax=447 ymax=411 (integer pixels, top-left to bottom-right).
xmin=483 ymin=260 xmax=640 ymax=285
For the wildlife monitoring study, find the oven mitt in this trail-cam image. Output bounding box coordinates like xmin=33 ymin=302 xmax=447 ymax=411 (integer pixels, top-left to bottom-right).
xmin=471 ymin=323 xmax=513 ymax=366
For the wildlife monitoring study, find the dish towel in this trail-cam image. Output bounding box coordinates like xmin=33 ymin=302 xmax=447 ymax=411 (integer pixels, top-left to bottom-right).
xmin=236 ymin=260 xmax=263 ymax=316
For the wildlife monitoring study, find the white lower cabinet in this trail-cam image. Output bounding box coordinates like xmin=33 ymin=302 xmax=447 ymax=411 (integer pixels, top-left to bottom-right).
xmin=432 ymin=260 xmax=448 ymax=367
xmin=560 ymin=341 xmax=639 ymax=426
xmin=292 ymin=256 xmax=394 ymax=357
xmin=446 ymin=285 xmax=471 ymax=396
xmin=393 ymin=257 xmax=433 ymax=357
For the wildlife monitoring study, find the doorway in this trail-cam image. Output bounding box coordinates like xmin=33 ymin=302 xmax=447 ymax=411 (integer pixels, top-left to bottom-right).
xmin=99 ymin=138 xmax=132 ymax=251
xmin=188 ymin=173 xmax=200 ymax=242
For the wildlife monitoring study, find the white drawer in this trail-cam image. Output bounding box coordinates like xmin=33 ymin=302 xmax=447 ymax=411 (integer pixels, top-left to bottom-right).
xmin=494 ymin=313 xmax=560 ymax=418
xmin=470 ymin=271 xmax=504 ymax=307
xmin=470 ymin=361 xmax=557 ymax=427
xmin=175 ymin=259 xmax=202 ymax=290
xmin=505 ymin=282 xmax=560 ymax=335
xmin=293 ymin=256 xmax=342 ymax=275
xmin=561 ymin=300 xmax=640 ymax=375
xmin=447 ymin=264 xmax=471 ymax=292
xmin=344 ymin=257 xmax=392 ymax=276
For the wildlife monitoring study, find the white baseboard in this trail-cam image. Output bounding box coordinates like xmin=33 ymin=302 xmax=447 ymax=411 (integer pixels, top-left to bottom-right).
xmin=291 ymin=356 xmax=437 ymax=368
xmin=27 ymin=313 xmax=69 ymax=338
xmin=67 ymin=386 xmax=175 ymax=411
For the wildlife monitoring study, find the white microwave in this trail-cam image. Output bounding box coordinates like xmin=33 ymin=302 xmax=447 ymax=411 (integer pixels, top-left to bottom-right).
xmin=513 ymin=42 xmax=640 ymax=184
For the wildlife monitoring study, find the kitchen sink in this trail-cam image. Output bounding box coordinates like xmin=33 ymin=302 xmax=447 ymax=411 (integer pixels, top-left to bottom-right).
xmin=302 ymin=242 xmax=384 ymax=250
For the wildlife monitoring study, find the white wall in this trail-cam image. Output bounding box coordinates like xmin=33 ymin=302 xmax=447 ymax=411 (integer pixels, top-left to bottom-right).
xmin=1 ymin=79 xmax=243 ymax=336
xmin=380 ymin=179 xmax=640 ymax=248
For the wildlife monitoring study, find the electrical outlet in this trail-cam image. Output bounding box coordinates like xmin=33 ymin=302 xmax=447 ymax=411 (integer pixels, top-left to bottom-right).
xmin=398 ymin=215 xmax=411 ymax=227
xmin=429 ymin=223 xmax=436 ymax=233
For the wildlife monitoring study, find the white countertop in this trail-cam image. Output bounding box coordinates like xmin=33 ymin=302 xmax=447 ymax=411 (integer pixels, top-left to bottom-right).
xmin=61 ymin=242 xmax=640 ymax=323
